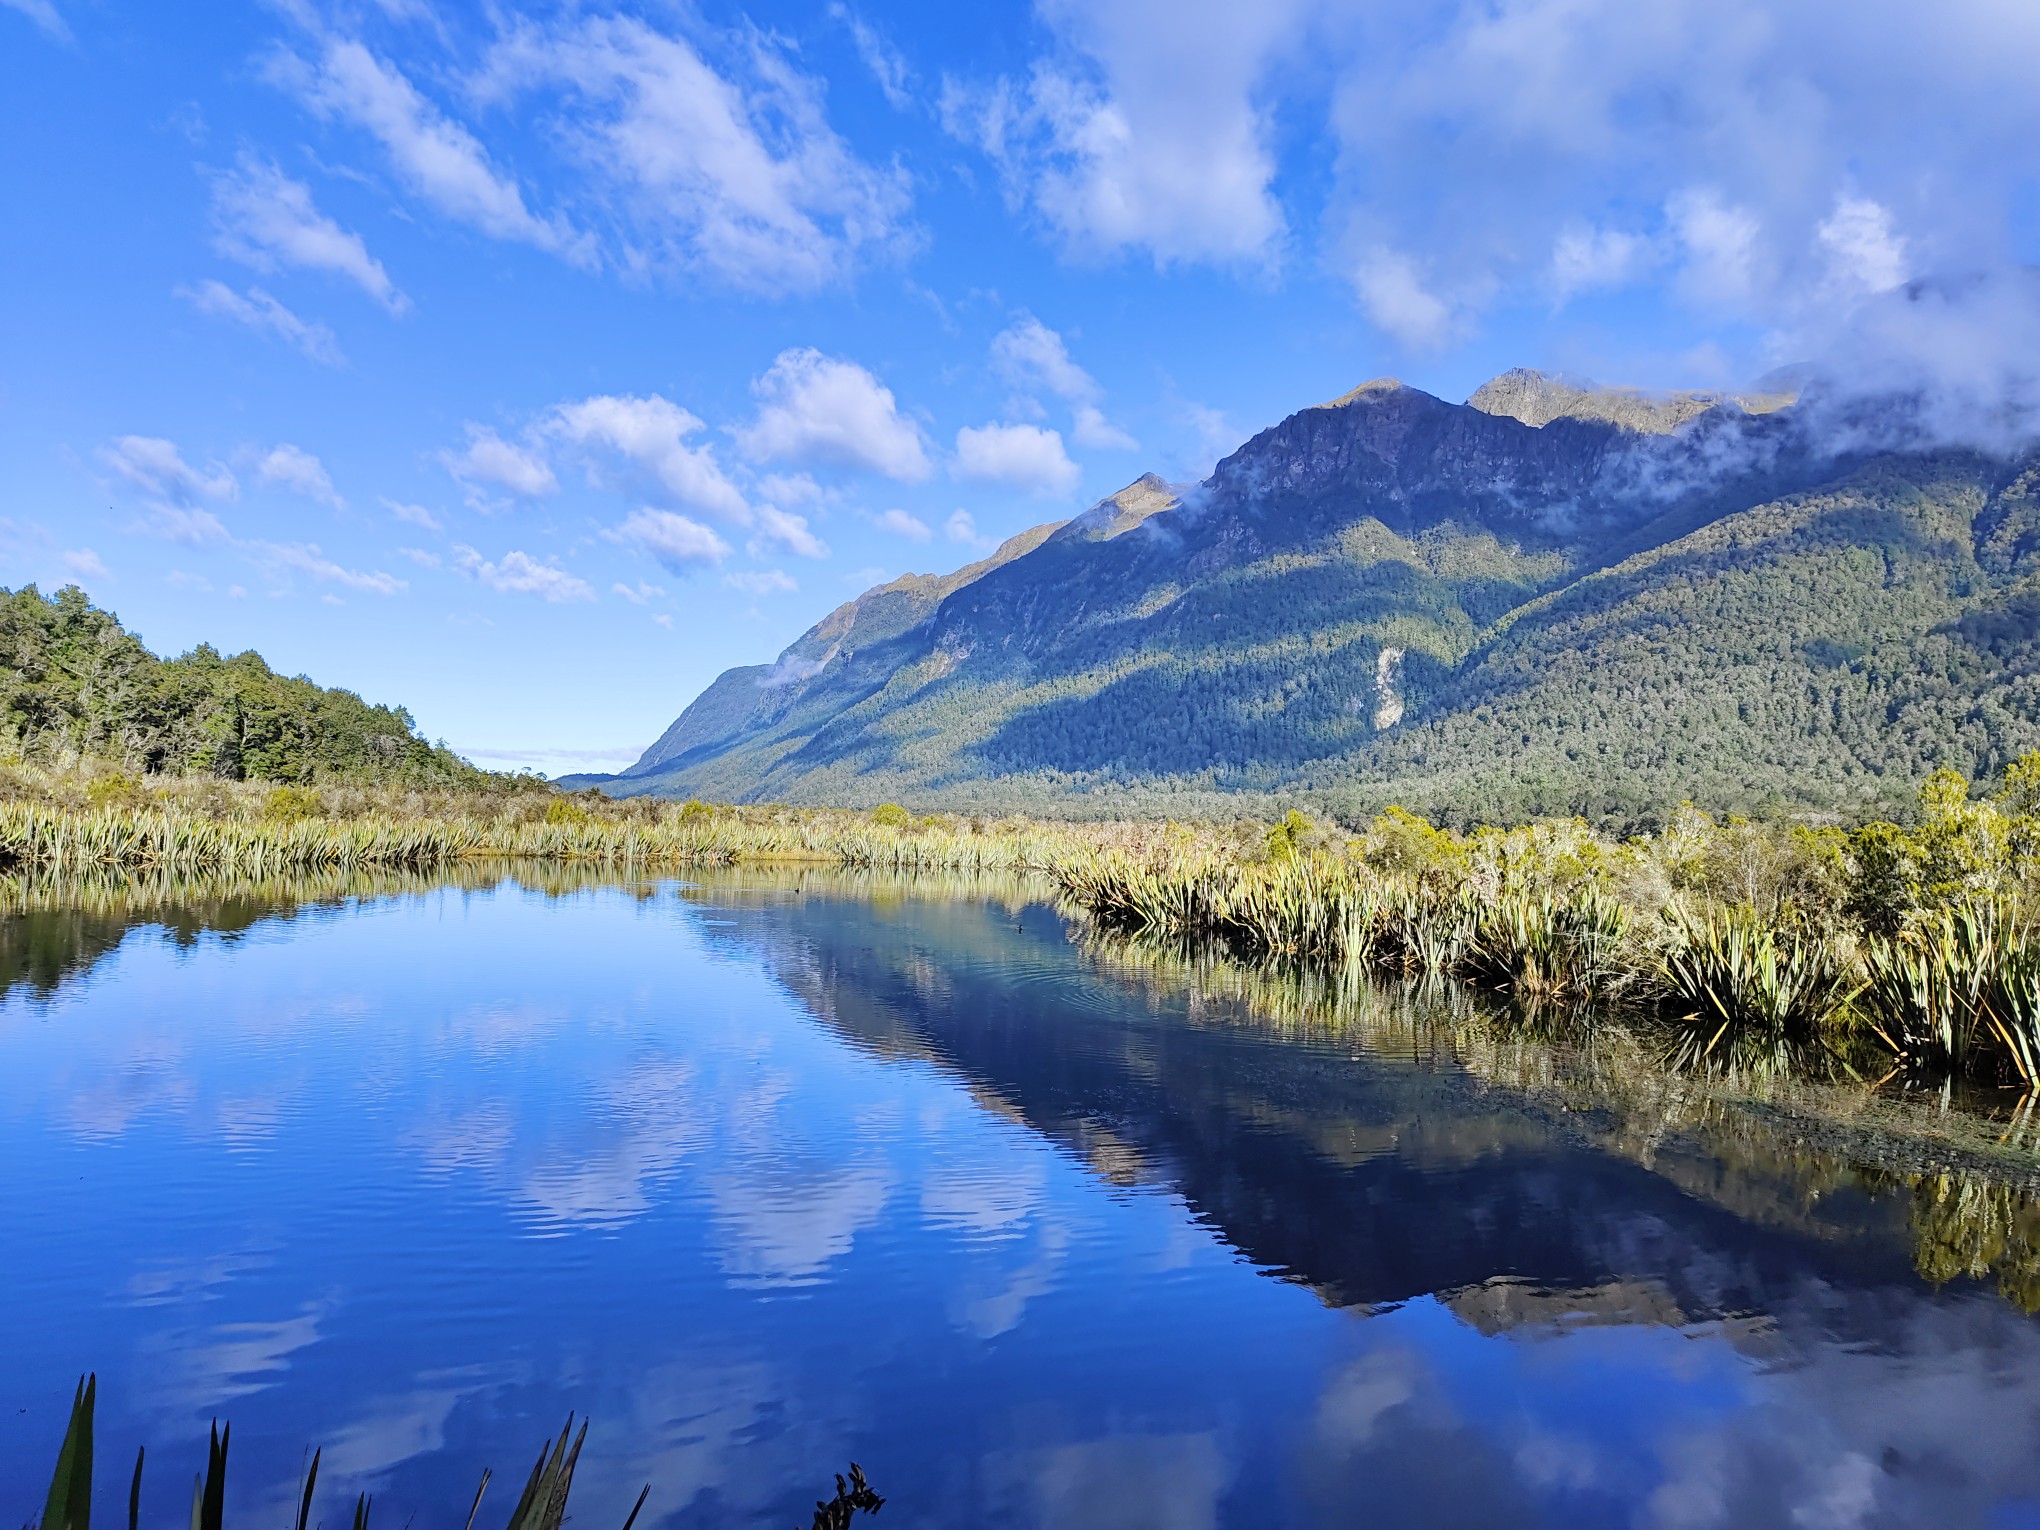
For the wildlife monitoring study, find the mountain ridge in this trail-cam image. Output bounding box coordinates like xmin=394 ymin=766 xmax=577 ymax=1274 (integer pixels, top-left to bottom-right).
xmin=567 ymin=371 xmax=2040 ymax=829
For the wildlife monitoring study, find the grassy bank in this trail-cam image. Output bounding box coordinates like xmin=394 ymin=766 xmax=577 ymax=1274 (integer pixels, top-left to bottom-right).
xmin=16 ymin=756 xmax=2040 ymax=1092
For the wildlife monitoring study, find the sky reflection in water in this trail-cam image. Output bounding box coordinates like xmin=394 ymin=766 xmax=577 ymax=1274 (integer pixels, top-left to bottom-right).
xmin=4 ymin=874 xmax=2040 ymax=1530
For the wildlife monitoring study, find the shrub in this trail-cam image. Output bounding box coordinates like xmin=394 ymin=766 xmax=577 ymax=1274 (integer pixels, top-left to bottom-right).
xmin=870 ymin=803 xmax=912 ymax=829
xmin=262 ymin=785 xmax=322 ymax=823
xmin=85 ymin=772 xmax=143 ymax=810
xmin=544 ymin=798 xmax=591 ymax=827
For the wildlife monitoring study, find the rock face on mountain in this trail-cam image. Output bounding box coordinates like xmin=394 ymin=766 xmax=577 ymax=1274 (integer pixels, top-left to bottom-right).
xmin=570 ymin=372 xmax=2040 ymax=828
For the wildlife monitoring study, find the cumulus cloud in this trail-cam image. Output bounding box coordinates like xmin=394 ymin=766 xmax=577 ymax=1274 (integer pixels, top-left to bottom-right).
xmin=60 ymin=548 xmax=106 ymax=578
xmin=724 ymin=568 xmax=798 ymax=595
xmin=258 ymin=444 xmax=344 ymax=509
xmin=179 ymin=281 xmax=343 ymax=365
xmin=611 ymin=508 xmax=732 ymax=572
xmin=736 ymin=348 xmax=931 ymax=480
xmin=547 ymin=393 xmax=748 ymax=522
xmin=873 ymin=508 xmax=931 ymax=541
xmin=1817 ymin=196 xmax=1909 ymax=300
xmin=268 ymin=37 xmax=582 ymax=261
xmin=953 ymin=423 xmax=1080 ymax=495
xmin=208 ymin=156 xmax=406 ymax=313
xmin=749 ymin=506 xmax=830 ymax=560
xmin=100 ymin=436 xmax=239 ymax=503
xmin=1297 ymin=0 xmax=2040 ymax=394
xmin=939 ymin=0 xmax=1302 ymax=266
xmin=1350 ymin=247 xmax=1469 ymax=352
xmin=945 ymin=509 xmax=995 ymax=548
xmin=473 ymin=13 xmax=909 ymax=292
xmin=452 ymin=545 xmax=594 ymax=600
xmin=992 ymin=314 xmax=1137 ymax=449
xmin=440 ymin=425 xmax=557 ymax=502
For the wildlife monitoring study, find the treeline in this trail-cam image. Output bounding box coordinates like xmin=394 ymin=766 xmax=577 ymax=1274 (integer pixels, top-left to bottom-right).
xmin=0 ymin=585 xmax=486 ymax=786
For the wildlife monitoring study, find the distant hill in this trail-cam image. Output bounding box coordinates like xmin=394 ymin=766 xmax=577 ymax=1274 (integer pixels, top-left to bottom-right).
xmin=0 ymin=583 xmax=484 ymax=786
xmin=567 ymin=370 xmax=2040 ymax=830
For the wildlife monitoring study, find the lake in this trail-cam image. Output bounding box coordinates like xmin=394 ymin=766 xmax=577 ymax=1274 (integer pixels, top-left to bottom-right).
xmin=5 ymin=869 xmax=2040 ymax=1529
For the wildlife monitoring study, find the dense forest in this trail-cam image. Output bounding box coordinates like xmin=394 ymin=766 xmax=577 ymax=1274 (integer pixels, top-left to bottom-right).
xmin=580 ymin=375 xmax=2040 ymax=832
xmin=0 ymin=584 xmax=485 ymax=786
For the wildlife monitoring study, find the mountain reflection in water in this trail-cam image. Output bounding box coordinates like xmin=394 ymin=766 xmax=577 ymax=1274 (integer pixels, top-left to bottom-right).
xmin=3 ymin=869 xmax=2040 ymax=1530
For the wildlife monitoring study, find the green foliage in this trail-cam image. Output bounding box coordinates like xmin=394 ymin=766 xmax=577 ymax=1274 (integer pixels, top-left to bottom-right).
xmin=0 ymin=585 xmax=484 ymax=787
xmin=1264 ymin=809 xmax=1310 ymax=862
xmin=1655 ymin=909 xmax=1862 ymax=1071
xmin=1363 ymin=806 xmax=1467 ymax=884
xmin=24 ymin=1380 xmax=664 ymax=1530
xmin=869 ymin=803 xmax=912 ymax=829
xmin=39 ymin=1374 xmax=92 ymax=1530
xmin=1858 ymin=901 xmax=2040 ymax=1084
xmin=678 ymin=798 xmax=711 ymax=822
xmin=543 ymin=798 xmax=590 ymax=827
xmin=263 ymin=786 xmax=322 ymax=824
xmin=85 ymin=773 xmax=142 ymax=811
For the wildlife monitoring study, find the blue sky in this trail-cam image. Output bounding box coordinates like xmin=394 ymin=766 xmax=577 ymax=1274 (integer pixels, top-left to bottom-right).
xmin=4 ymin=0 xmax=2038 ymax=773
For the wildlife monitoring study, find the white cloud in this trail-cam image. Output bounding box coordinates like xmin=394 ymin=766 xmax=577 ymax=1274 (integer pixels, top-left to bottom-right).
xmin=440 ymin=425 xmax=557 ymax=501
xmin=610 ymin=580 xmax=665 ymax=603
xmin=992 ymin=314 xmax=1138 ymax=450
xmin=611 ymin=508 xmax=732 ymax=572
xmin=548 ymin=394 xmax=748 ymax=522
xmin=1183 ymin=403 xmax=1240 ymax=475
xmin=830 ymin=4 xmax=912 ymax=109
xmin=452 ymin=545 xmax=595 ymax=601
xmin=758 ymin=472 xmax=825 ymax=507
xmin=873 ymin=508 xmax=931 ymax=541
xmin=1668 ymin=188 xmax=1763 ymax=308
xmin=208 ymin=156 xmax=406 ymax=313
xmin=473 ymin=14 xmax=909 ymax=292
xmin=60 ymin=548 xmax=106 ymax=578
xmin=2 ymin=0 xmax=69 ymax=42
xmin=953 ymin=423 xmax=1080 ymax=496
xmin=100 ymin=436 xmax=239 ymax=503
xmin=1351 ymin=247 xmax=1465 ymax=351
xmin=736 ymin=349 xmax=930 ymax=481
xmin=382 ymin=497 xmax=441 ymax=531
xmin=992 ymin=314 xmax=1095 ymax=400
xmin=724 ymin=568 xmax=798 ymax=594
xmin=258 ymin=444 xmax=344 ymax=509
xmin=137 ymin=507 xmax=232 ymax=545
xmin=1548 ymin=223 xmax=1653 ymax=302
xmin=939 ymin=0 xmax=1300 ymax=266
xmin=179 ymin=281 xmax=343 ymax=365
xmin=254 ymin=541 xmax=405 ymax=595
xmin=400 ymin=547 xmax=442 ymax=568
xmin=1072 ymin=404 xmax=1138 ymax=452
xmin=749 ymin=506 xmax=830 ymax=560
xmin=945 ymin=509 xmax=994 ymax=548
xmin=270 ymin=38 xmax=581 ymax=261
xmin=1817 ymin=195 xmax=1909 ymax=299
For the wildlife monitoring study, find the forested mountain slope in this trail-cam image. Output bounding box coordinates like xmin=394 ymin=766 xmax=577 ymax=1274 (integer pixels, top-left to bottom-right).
xmin=0 ymin=584 xmax=483 ymax=785
xmin=573 ymin=372 xmax=2040 ymax=829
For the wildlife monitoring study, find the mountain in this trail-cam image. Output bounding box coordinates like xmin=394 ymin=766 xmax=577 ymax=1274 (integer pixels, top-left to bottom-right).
xmin=0 ymin=583 xmax=485 ymax=786
xmin=572 ymin=370 xmax=2040 ymax=829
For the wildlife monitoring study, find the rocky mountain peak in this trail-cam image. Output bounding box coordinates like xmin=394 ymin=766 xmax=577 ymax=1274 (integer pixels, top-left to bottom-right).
xmin=1467 ymin=368 xmax=1796 ymax=434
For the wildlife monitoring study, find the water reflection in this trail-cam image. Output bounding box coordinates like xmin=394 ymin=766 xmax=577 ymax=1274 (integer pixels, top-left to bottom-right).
xmin=5 ymin=869 xmax=2040 ymax=1529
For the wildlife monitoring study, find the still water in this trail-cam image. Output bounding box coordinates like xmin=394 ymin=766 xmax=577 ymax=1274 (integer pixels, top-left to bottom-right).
xmin=5 ymin=870 xmax=2040 ymax=1529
